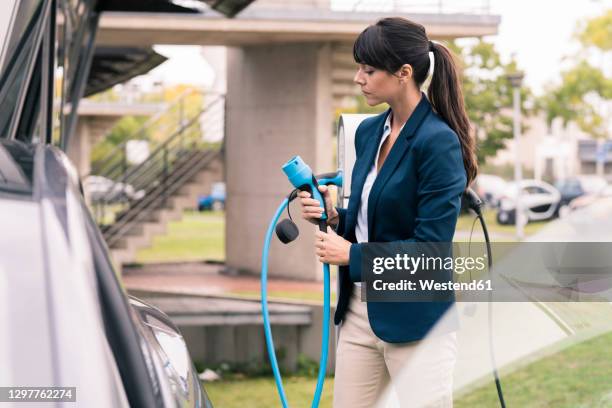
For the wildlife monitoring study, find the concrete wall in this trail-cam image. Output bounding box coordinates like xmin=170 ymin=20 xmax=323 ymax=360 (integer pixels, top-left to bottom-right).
xmin=66 ymin=116 xmax=121 ymax=177
xmin=179 ymin=303 xmax=336 ymax=374
xmin=66 ymin=119 xmax=93 ymax=177
xmin=225 ymin=43 xmax=335 ymax=281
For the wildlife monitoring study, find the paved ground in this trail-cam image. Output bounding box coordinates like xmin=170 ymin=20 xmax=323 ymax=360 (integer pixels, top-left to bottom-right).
xmin=123 ymin=261 xmax=332 ymax=299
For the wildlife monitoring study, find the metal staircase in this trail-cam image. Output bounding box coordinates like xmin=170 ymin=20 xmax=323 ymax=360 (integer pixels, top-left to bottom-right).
xmin=87 ymin=91 xmax=225 ymax=269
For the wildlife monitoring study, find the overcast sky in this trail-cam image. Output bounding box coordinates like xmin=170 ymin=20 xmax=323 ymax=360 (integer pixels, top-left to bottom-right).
xmin=140 ymin=0 xmax=611 ymax=96
xmin=485 ymin=0 xmax=610 ymax=94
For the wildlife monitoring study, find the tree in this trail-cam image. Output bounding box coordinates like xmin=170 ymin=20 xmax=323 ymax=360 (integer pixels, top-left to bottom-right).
xmin=448 ymin=40 xmax=534 ymax=164
xmin=90 ymin=115 xmax=149 ymax=174
xmin=577 ymin=9 xmax=612 ymax=52
xmin=89 ymin=83 xmax=206 ymax=174
xmin=540 ymin=9 xmax=612 ymax=138
xmin=540 ymin=61 xmax=611 ymax=138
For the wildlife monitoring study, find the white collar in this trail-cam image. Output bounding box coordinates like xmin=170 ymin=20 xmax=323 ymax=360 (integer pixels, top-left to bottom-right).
xmin=384 ymin=110 xmax=392 ymax=132
xmin=383 ymin=110 xmax=407 ymax=136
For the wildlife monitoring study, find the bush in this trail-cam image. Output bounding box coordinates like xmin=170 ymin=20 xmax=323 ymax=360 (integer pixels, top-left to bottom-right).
xmin=296 ymin=353 xmax=319 ymax=377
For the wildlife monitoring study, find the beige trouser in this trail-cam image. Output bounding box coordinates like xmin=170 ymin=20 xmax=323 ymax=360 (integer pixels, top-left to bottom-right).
xmin=333 ymin=285 xmax=457 ymax=408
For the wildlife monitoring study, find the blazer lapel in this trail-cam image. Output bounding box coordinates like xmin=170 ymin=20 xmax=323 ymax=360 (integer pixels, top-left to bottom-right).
xmin=345 ymin=108 xmax=389 ymax=237
xmin=367 ymin=93 xmax=432 ymax=239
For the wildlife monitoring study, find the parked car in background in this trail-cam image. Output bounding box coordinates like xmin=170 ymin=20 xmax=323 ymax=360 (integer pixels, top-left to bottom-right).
xmin=497 ymin=179 xmax=561 ymax=225
xmin=554 ymin=176 xmax=608 ymax=216
xmin=198 ymin=182 xmax=226 ymax=211
xmin=474 ymin=174 xmax=509 ymax=208
xmin=84 ymin=175 xmax=145 ymax=203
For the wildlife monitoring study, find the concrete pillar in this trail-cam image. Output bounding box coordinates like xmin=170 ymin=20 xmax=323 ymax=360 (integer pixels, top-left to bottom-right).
xmin=225 ymin=43 xmax=334 ymax=281
xmin=66 ymin=119 xmax=93 ymax=177
xmin=200 ymin=46 xmax=226 ymax=143
xmin=66 ymin=116 xmax=121 ymax=178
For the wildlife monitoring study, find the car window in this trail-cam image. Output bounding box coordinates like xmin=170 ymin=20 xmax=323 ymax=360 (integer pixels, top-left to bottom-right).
xmin=556 ymin=180 xmax=582 ymax=194
xmin=0 ymin=0 xmax=40 ymax=73
xmin=0 ymin=0 xmax=44 ymax=142
xmin=0 ymin=140 xmax=35 ymax=194
xmin=523 ymin=186 xmax=548 ymax=195
xmin=0 ymin=1 xmax=19 ymax=70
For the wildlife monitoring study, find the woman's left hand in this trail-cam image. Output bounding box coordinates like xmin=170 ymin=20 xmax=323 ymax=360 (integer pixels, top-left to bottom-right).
xmin=315 ymin=227 xmax=351 ymax=265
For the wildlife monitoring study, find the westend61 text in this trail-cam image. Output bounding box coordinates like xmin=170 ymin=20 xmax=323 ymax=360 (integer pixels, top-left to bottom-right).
xmin=372 ymin=279 xmax=493 ymax=291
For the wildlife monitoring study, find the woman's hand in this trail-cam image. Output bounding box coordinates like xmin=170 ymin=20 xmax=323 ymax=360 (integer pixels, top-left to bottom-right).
xmin=314 ymin=226 xmax=351 ymax=265
xmin=298 ymin=185 xmax=339 ymax=228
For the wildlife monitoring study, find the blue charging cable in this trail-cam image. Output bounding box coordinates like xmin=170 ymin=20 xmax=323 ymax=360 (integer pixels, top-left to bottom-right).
xmin=261 ymin=155 xmax=340 ymax=408
xmin=261 ymin=197 xmax=331 ymax=408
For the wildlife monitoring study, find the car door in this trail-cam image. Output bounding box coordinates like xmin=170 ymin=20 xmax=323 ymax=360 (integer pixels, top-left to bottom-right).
xmin=82 ymin=160 xmax=213 ymax=408
xmin=524 ymin=184 xmax=558 ymax=221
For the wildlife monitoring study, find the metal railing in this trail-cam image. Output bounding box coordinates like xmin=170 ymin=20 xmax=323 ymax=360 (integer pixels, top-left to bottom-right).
xmin=103 ymin=149 xmax=219 ymax=248
xmin=87 ymin=93 xmax=225 ymax=235
xmin=88 ymin=87 xmax=205 ymax=179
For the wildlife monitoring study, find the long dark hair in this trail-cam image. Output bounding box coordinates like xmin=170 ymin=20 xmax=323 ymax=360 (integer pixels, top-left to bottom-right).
xmin=353 ymin=17 xmax=477 ymax=188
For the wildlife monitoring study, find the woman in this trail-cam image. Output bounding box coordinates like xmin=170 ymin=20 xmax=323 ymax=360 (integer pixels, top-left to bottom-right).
xmin=299 ymin=17 xmax=477 ymax=408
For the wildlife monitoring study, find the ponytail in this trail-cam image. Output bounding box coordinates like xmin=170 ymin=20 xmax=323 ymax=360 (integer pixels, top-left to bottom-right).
xmin=428 ymin=42 xmax=478 ymax=188
xmin=352 ymin=17 xmax=477 ymax=188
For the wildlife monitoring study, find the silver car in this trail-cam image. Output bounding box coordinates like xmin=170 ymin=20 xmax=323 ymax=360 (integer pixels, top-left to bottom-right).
xmin=0 ymin=139 xmax=213 ymax=407
xmin=84 ymin=175 xmax=146 ymax=204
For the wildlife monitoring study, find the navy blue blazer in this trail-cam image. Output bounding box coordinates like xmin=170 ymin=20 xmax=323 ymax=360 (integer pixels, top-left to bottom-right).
xmin=333 ymin=93 xmax=467 ymax=343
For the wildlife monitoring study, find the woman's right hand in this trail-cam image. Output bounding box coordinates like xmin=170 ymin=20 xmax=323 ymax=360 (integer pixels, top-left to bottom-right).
xmin=298 ymin=185 xmax=339 ymax=228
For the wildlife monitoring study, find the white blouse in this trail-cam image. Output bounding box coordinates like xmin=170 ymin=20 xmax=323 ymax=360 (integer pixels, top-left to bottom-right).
xmin=354 ymin=111 xmax=406 ymax=286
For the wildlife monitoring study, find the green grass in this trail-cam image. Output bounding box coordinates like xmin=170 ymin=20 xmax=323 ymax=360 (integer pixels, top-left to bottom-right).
xmin=456 ymin=208 xmax=550 ymax=239
xmin=455 ymin=330 xmax=612 ymax=407
xmin=136 ymin=210 xmax=224 ymax=263
xmin=90 ymin=203 xmax=126 ymax=226
xmin=204 ymin=376 xmax=334 ymax=408
xmin=203 ymin=331 xmax=612 ymax=408
xmin=134 ymin=208 xmax=551 ymax=265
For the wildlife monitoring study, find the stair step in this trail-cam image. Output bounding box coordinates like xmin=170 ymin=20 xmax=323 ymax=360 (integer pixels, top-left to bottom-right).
xmin=110 ymin=237 xmax=128 ymax=249
xmin=124 ymin=224 xmax=144 ymax=236
xmin=102 ymin=149 xmax=222 ymax=265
